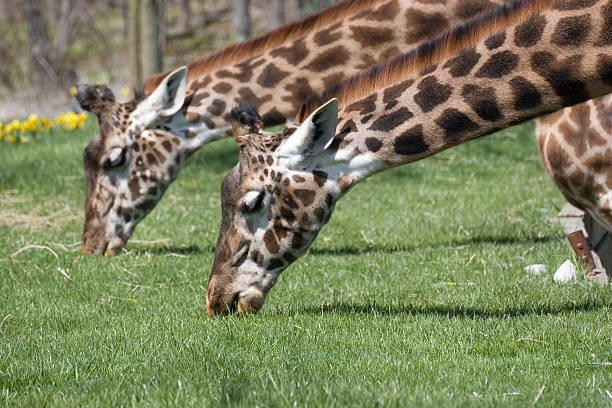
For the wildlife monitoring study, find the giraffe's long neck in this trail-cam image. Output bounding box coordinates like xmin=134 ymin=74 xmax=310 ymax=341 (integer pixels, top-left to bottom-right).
xmin=143 ymin=0 xmax=383 ymax=92
xmin=313 ymin=0 xmax=612 ymax=183
xmin=165 ymin=0 xmax=510 ymax=147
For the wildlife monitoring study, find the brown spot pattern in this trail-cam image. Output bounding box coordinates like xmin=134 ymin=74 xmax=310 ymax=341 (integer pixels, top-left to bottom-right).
xmin=363 ymin=0 xmax=399 ymax=21
xmin=553 ymin=0 xmax=598 ymax=10
xmin=595 ymin=2 xmax=612 ymax=46
xmin=552 ymin=15 xmax=592 ymax=47
xmin=461 ymin=85 xmax=503 ymax=122
xmin=369 ymin=107 xmax=413 ymax=131
xmin=514 ymin=15 xmax=547 ymax=48
xmin=365 ymin=138 xmax=383 ymax=152
xmin=475 ymin=51 xmax=519 ymax=78
xmin=294 ymin=189 xmax=316 ymax=206
xmin=509 ymin=76 xmax=542 ymax=110
xmin=393 ymin=125 xmax=428 ymax=156
xmin=485 ymin=31 xmax=506 ymax=49
xmin=436 ymin=109 xmax=479 ymax=144
xmin=345 ymin=94 xmax=377 ymax=115
xmin=314 ymin=22 xmax=343 ymax=46
xmin=264 ymin=229 xmax=279 ymax=254
xmin=454 ymin=0 xmax=496 ymax=18
xmin=443 ymin=48 xmax=481 ymax=77
xmin=414 ymin=76 xmax=453 ymax=113
xmin=350 ymin=26 xmax=394 ymax=47
xmin=531 ymin=52 xmax=588 ymax=105
xmin=257 ymin=63 xmax=290 ymax=88
xmin=207 ymin=99 xmax=226 ymax=116
xmin=281 ymin=77 xmax=314 ymax=109
xmin=383 ymin=79 xmax=414 ymax=110
xmin=213 ymin=82 xmax=232 ymax=94
xmin=405 ymin=9 xmax=449 ymax=43
xmin=305 ymin=46 xmax=350 ymax=72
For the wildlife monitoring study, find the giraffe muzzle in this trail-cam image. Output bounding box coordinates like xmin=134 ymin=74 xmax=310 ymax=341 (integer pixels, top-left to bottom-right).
xmin=206 ymin=278 xmax=265 ymax=316
xmin=81 ymin=236 xmax=109 ymax=255
xmin=236 ymin=287 xmax=265 ymax=314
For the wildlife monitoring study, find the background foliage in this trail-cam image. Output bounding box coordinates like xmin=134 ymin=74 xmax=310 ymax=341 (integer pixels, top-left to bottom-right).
xmin=0 ymin=0 xmax=335 ymax=119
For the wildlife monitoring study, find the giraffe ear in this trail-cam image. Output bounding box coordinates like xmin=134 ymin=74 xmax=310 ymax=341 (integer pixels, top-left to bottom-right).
xmin=133 ymin=66 xmax=188 ymax=126
xmin=276 ymin=98 xmax=338 ymax=161
xmin=75 ymin=84 xmax=115 ymax=115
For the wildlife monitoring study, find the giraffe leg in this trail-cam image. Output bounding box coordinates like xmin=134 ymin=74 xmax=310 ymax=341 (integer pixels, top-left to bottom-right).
xmin=567 ymin=230 xmax=595 ymax=275
xmin=582 ymin=211 xmax=611 ymax=283
xmin=557 ymin=204 xmax=609 ymax=283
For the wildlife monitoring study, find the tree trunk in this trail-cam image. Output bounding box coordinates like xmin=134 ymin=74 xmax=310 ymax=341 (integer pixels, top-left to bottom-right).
xmin=25 ymin=0 xmax=58 ymax=93
xmin=128 ymin=0 xmax=142 ymax=89
xmin=271 ymin=0 xmax=285 ymax=28
xmin=233 ymin=0 xmax=251 ymax=42
xmin=122 ymin=0 xmax=129 ymax=38
xmin=295 ymin=0 xmax=306 ymax=17
xmin=179 ymin=0 xmax=191 ymax=31
xmin=140 ymin=0 xmax=165 ymax=80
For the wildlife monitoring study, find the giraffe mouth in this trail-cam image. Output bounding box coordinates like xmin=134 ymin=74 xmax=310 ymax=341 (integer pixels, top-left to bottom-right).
xmin=81 ymin=236 xmax=125 ymax=256
xmin=81 ymin=236 xmax=109 ymax=255
xmin=236 ymin=287 xmax=265 ymax=314
xmin=105 ymin=237 xmax=126 ymax=256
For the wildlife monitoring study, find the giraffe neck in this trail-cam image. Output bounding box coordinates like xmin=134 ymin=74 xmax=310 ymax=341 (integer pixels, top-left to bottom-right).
xmin=143 ymin=0 xmax=383 ymax=92
xmin=307 ymin=0 xmax=612 ymax=184
xmin=161 ymin=0 xmax=510 ymax=149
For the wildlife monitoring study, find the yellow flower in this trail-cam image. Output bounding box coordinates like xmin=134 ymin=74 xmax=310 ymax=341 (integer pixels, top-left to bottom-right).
xmin=69 ymin=86 xmax=78 ymax=95
xmin=41 ymin=117 xmax=51 ymax=129
xmin=6 ymin=119 xmax=21 ymax=134
xmin=121 ymin=86 xmax=131 ymax=97
xmin=1 ymin=110 xmax=88 ymax=143
xmin=23 ymin=114 xmax=39 ymax=131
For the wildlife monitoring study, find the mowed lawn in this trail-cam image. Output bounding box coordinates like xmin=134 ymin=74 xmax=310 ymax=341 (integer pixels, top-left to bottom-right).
xmin=0 ymin=118 xmax=610 ymax=407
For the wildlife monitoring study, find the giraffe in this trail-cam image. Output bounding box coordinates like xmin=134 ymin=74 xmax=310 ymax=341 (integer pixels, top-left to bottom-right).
xmin=536 ymin=94 xmax=612 ymax=275
xmin=205 ymin=0 xmax=612 ymax=315
xmin=76 ymin=0 xmax=509 ymax=254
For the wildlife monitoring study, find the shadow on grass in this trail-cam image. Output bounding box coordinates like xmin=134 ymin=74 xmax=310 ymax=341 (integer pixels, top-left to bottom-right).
xmin=123 ymin=233 xmax=558 ymax=258
xmin=310 ymin=234 xmax=559 ymax=256
xmin=128 ymin=244 xmax=204 ymax=255
xmin=296 ymin=300 xmax=609 ymax=319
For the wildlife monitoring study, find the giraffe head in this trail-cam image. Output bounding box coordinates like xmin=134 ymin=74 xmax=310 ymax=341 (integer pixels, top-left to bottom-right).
xmin=206 ymin=99 xmax=347 ymax=315
xmin=78 ymin=67 xmax=189 ymax=255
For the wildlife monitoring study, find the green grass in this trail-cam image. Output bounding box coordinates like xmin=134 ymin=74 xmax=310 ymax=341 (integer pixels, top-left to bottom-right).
xmin=0 ymin=119 xmax=610 ymax=407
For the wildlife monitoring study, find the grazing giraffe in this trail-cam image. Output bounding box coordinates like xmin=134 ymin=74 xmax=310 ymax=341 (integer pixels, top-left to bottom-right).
xmin=76 ymin=0 xmax=508 ymax=255
xmin=206 ymin=0 xmax=612 ymax=315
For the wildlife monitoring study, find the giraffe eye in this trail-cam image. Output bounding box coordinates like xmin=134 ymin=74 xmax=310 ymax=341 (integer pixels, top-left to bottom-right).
xmin=242 ymin=191 xmax=265 ymax=213
xmin=104 ymin=147 xmax=127 ymax=169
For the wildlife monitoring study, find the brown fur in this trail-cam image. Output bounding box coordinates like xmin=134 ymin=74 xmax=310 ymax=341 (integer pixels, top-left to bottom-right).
xmin=143 ymin=0 xmax=383 ymax=92
xmin=297 ymin=0 xmax=557 ymax=121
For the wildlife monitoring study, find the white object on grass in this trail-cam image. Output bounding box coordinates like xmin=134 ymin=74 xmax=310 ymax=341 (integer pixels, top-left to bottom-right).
xmin=554 ymin=260 xmax=578 ymax=282
xmin=524 ymin=264 xmax=548 ymax=275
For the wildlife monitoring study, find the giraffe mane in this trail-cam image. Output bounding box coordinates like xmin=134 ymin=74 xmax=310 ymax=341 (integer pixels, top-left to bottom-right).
xmin=297 ymin=0 xmax=558 ymax=122
xmin=143 ymin=0 xmax=382 ymax=93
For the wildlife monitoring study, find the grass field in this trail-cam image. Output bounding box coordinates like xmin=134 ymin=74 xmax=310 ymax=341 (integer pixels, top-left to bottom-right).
xmin=0 ymin=118 xmax=610 ymax=407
